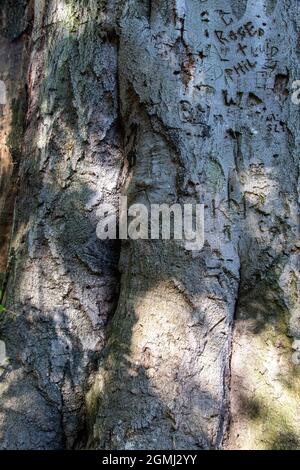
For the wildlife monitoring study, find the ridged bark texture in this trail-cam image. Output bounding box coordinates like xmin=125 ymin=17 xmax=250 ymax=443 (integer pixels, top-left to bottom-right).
xmin=0 ymin=0 xmax=299 ymax=450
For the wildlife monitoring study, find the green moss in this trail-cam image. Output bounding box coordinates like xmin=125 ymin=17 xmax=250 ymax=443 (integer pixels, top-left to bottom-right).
xmin=288 ymin=273 xmax=299 ymax=306
xmin=205 ymin=158 xmax=225 ymax=194
xmin=240 ymin=390 xmax=300 ymax=449
xmin=236 ymin=256 xmax=300 ymax=449
xmin=266 ymin=412 xmax=300 ymax=450
xmin=239 ymin=394 xmax=262 ymax=421
xmin=270 ymin=431 xmax=300 ymax=450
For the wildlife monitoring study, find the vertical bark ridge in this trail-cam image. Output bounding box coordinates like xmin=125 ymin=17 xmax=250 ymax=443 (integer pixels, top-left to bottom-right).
xmin=0 ymin=0 xmax=123 ymax=449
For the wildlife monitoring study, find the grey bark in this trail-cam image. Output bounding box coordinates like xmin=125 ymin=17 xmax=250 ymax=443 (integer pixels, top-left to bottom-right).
xmin=0 ymin=0 xmax=299 ymax=450
xmin=0 ymin=0 xmax=122 ymax=449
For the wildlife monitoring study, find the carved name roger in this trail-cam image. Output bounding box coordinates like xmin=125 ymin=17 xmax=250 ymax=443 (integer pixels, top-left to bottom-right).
xmin=215 ymin=21 xmax=265 ymax=45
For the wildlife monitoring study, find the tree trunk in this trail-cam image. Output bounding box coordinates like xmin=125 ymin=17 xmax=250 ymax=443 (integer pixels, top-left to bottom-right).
xmin=0 ymin=0 xmax=122 ymax=449
xmin=0 ymin=0 xmax=299 ymax=450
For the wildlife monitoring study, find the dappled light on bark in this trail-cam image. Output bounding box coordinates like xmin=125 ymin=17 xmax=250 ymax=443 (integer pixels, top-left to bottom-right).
xmin=0 ymin=0 xmax=299 ymax=451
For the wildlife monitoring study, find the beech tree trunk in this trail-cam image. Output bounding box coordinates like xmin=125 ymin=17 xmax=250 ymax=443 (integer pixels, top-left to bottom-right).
xmin=0 ymin=0 xmax=299 ymax=450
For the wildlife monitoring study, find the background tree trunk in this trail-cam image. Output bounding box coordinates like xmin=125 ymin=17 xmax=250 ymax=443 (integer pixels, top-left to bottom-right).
xmin=0 ymin=0 xmax=299 ymax=450
xmin=0 ymin=0 xmax=122 ymax=449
